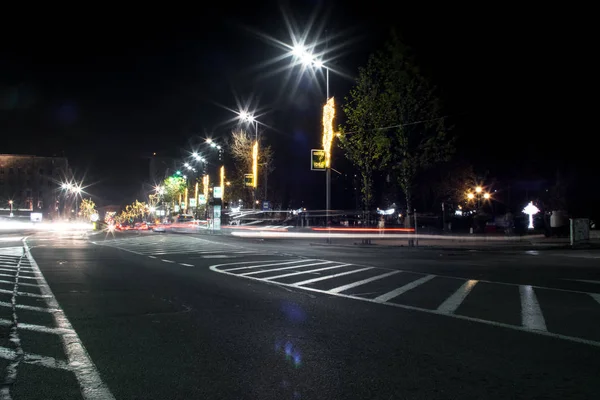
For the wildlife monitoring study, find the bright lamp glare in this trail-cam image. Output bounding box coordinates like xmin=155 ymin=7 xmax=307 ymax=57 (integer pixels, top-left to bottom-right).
xmin=301 ymin=52 xmax=313 ymax=65
xmin=313 ymin=59 xmax=323 ymax=68
xmin=192 ymin=152 xmax=199 ymax=158
xmin=292 ymin=44 xmax=305 ymax=57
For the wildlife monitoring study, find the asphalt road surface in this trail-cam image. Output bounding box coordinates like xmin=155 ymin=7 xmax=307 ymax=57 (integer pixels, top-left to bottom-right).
xmin=2 ymin=230 xmax=600 ymax=399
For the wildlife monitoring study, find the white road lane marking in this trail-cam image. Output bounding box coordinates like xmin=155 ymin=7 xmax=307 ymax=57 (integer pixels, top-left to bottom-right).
xmin=0 ymin=346 xmax=71 ymax=370
xmin=520 ymin=285 xmax=547 ymax=331
xmin=437 ymin=280 xmax=478 ymax=314
xmin=0 ymin=288 xmax=51 ymax=298
xmin=0 ymin=273 xmax=36 ymax=280
xmin=0 ymin=301 xmax=59 ymax=313
xmin=262 ymin=264 xmax=351 ymax=281
xmin=223 ymin=259 xmax=314 ymax=272
xmin=148 ymin=256 xmax=156 ymax=259
xmin=23 ymin=240 xmax=116 ymax=400
xmin=0 ymin=280 xmax=39 ymax=288
xmin=179 ymin=263 xmax=194 ymax=267
xmin=1 ymin=248 xmax=24 ymax=400
xmin=292 ymin=267 xmax=373 ymax=287
xmin=240 ymin=261 xmax=333 ymax=276
xmin=373 ymin=275 xmax=436 ymax=303
xmin=589 ymin=293 xmax=600 ymax=305
xmin=210 ymin=260 xmax=600 ymax=348
xmin=328 ymin=270 xmax=401 ymax=294
xmin=161 ymin=259 xmax=175 ymax=263
xmin=566 ymin=279 xmax=600 ymax=285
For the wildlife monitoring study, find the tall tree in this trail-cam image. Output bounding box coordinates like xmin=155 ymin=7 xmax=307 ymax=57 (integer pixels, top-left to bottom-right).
xmin=162 ymin=176 xmax=186 ymax=205
xmin=79 ymin=198 xmax=97 ymax=220
xmin=338 ymin=67 xmax=392 ymax=211
xmin=227 ymin=129 xmax=274 ymax=203
xmin=341 ymin=32 xmax=453 ymax=227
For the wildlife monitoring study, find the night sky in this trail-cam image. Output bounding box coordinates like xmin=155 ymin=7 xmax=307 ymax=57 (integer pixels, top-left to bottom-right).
xmin=0 ymin=4 xmax=591 ymax=211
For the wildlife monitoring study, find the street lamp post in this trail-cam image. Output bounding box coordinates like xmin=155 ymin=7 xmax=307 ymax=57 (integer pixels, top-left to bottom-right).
xmin=8 ymin=200 xmax=13 ymax=217
xmin=239 ymin=112 xmax=259 ymax=210
xmin=291 ymin=44 xmax=334 ymax=226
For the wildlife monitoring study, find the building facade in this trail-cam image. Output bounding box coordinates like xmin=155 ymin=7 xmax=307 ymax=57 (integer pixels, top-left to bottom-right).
xmin=0 ymin=154 xmax=72 ymax=218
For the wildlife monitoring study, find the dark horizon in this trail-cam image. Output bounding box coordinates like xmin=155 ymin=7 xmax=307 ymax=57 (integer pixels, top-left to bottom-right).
xmin=1 ymin=4 xmax=591 ymax=212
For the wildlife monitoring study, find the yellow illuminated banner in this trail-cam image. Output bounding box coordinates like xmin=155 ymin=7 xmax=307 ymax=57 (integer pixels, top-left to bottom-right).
xmin=311 ymin=149 xmax=326 ymax=171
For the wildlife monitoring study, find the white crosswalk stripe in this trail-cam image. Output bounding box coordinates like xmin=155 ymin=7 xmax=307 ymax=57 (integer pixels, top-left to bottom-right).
xmin=95 ymin=235 xmax=268 ymax=258
xmin=0 ymin=245 xmax=115 ymax=399
xmin=211 ymin=258 xmax=600 ymax=348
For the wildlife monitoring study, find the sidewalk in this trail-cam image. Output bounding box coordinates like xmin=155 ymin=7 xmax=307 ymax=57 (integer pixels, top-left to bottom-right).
xmin=312 ymin=234 xmax=600 ymax=251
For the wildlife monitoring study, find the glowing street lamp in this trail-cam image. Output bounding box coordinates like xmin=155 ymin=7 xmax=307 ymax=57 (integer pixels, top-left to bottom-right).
xmin=523 ymin=201 xmax=539 ymax=230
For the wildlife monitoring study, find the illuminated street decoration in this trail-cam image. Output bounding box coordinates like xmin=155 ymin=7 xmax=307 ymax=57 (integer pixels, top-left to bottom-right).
xmin=523 ymin=201 xmax=540 ymax=229
xmin=203 ymin=175 xmax=209 ymax=201
xmin=220 ymin=166 xmax=225 ymax=201
xmin=322 ymin=97 xmax=335 ymax=168
xmin=252 ymin=141 xmax=258 ymax=188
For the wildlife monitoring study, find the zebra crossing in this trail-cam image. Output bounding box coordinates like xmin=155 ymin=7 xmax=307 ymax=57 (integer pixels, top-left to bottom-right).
xmin=0 ymin=244 xmax=114 ymax=399
xmin=94 ymin=235 xmax=270 ymax=258
xmin=211 ymin=258 xmax=600 ymax=347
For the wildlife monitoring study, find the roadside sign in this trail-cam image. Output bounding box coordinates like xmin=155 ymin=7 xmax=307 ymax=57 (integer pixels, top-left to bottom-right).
xmin=311 ymin=149 xmax=326 ymax=171
xmin=262 ymin=201 xmax=271 ymax=211
xmin=199 ymin=194 xmax=206 ymax=205
xmin=213 ymin=186 xmax=222 ymax=199
xmin=244 ymin=174 xmax=254 ymax=187
xmin=189 ymin=198 xmax=197 ymax=207
xmin=213 ymin=205 xmax=221 ymax=231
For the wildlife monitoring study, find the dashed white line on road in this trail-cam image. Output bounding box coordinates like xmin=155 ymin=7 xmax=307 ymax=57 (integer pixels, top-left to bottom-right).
xmin=0 ymin=280 xmax=38 ymax=288
xmin=179 ymin=263 xmax=194 ymax=267
xmin=0 ymin=318 xmax=75 ymax=335
xmin=24 ymin=240 xmax=116 ymax=400
xmin=567 ymin=279 xmax=600 ymax=285
xmin=148 ymin=256 xmax=156 ymax=259
xmin=161 ymin=259 xmax=175 ymax=263
xmin=0 ymin=288 xmax=50 ymax=298
xmin=0 ymin=346 xmax=71 ymax=371
xmin=201 ymin=255 xmax=230 ymax=258
xmin=0 ymin=301 xmax=59 ymax=313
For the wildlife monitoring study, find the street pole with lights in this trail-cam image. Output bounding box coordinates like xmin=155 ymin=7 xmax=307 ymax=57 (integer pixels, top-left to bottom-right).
xmin=220 ymin=165 xmax=225 ymax=203
xmin=291 ymin=44 xmax=335 ymax=224
xmin=239 ymin=111 xmax=259 ymax=210
xmin=8 ymin=200 xmax=13 ymax=217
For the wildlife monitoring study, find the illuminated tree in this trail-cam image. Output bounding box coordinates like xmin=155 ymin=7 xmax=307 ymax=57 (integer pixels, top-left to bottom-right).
xmin=341 ymin=32 xmax=453 ymax=228
xmin=161 ymin=176 xmax=186 ymax=205
xmin=130 ymin=200 xmax=149 ymax=221
xmin=79 ymin=198 xmax=97 ymax=220
xmin=228 ymin=129 xmax=274 ymax=202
